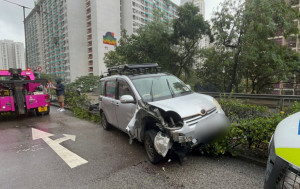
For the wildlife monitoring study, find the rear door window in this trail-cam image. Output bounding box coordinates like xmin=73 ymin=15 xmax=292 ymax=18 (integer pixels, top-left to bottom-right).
xmin=105 ymin=80 xmax=116 ymax=99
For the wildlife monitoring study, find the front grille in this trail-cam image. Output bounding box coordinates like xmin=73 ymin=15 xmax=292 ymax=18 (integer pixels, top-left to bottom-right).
xmin=277 ymin=167 xmax=300 ymax=189
xmin=184 ymin=107 xmax=217 ymax=126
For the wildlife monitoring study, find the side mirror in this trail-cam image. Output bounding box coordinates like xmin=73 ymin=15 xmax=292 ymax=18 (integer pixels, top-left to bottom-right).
xmin=186 ymin=84 xmax=191 ymax=90
xmin=120 ymin=95 xmax=135 ymax=103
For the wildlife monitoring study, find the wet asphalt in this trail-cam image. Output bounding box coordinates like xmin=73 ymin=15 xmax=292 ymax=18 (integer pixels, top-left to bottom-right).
xmin=0 ymin=107 xmax=265 ymax=189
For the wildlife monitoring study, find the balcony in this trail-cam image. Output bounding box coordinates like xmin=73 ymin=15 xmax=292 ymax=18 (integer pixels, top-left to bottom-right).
xmin=88 ymin=55 xmax=93 ymax=60
xmin=86 ymin=8 xmax=91 ymax=15
xmin=87 ymin=23 xmax=91 ymax=28
xmin=88 ymin=67 xmax=93 ymax=73
xmin=88 ymin=61 xmax=93 ymax=66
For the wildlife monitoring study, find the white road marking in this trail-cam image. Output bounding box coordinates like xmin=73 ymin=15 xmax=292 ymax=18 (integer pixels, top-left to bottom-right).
xmin=32 ymin=128 xmax=88 ymax=168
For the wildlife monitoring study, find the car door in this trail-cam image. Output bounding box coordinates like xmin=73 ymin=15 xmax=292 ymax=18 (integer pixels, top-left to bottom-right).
xmin=101 ymin=79 xmax=118 ymax=126
xmin=115 ymin=79 xmax=137 ymax=132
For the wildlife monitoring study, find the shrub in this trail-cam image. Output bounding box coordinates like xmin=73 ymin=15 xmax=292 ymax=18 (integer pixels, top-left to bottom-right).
xmin=65 ymin=91 xmax=100 ymax=123
xmin=206 ymin=96 xmax=296 ymax=157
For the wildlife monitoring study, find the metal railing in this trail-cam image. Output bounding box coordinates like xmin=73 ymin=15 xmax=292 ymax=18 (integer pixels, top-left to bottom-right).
xmin=199 ymin=92 xmax=300 ymax=109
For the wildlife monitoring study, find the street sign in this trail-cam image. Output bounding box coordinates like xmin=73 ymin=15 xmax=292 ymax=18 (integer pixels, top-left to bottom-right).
xmin=32 ymin=128 xmax=88 ymax=168
xmin=36 ymin=66 xmax=42 ymax=72
xmin=46 ymin=81 xmax=54 ymax=89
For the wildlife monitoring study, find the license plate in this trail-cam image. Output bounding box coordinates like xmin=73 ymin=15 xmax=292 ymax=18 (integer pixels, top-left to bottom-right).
xmin=0 ymin=90 xmax=9 ymax=96
xmin=38 ymin=107 xmax=48 ymax=112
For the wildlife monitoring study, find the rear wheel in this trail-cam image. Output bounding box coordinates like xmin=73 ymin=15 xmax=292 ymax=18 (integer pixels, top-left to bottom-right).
xmin=144 ymin=129 xmax=163 ymax=164
xmin=101 ymin=112 xmax=110 ymax=130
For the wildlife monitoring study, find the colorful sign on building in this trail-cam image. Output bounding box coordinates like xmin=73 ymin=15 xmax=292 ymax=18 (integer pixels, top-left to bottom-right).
xmin=103 ymin=32 xmax=117 ymax=46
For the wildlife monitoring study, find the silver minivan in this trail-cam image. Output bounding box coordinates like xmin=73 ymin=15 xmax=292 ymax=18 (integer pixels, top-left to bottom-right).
xmin=99 ymin=64 xmax=229 ymax=164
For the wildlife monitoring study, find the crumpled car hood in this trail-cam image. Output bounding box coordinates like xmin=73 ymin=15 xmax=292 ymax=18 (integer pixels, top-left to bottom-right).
xmin=148 ymin=93 xmax=216 ymax=118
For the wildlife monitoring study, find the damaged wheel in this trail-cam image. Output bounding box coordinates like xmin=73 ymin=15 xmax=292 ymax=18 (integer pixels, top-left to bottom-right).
xmin=101 ymin=112 xmax=110 ymax=130
xmin=144 ymin=130 xmax=163 ymax=164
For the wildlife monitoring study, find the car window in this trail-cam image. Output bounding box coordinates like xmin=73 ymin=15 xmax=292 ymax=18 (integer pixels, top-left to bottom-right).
xmin=100 ymin=81 xmax=105 ymax=96
xmin=105 ymin=80 xmax=116 ymax=99
xmin=118 ymin=81 xmax=134 ymax=99
xmin=132 ymin=75 xmax=191 ymax=102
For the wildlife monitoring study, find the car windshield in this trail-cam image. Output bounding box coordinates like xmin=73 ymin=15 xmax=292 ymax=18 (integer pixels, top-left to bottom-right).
xmin=132 ymin=75 xmax=192 ymax=102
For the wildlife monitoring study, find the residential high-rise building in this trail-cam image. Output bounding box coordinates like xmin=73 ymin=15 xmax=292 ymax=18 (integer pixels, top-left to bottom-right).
xmin=25 ymin=0 xmax=178 ymax=82
xmin=0 ymin=40 xmax=25 ymax=70
xmin=121 ymin=0 xmax=178 ymax=35
xmin=24 ymin=7 xmax=44 ymax=72
xmin=85 ymin=0 xmax=121 ymax=76
xmin=13 ymin=42 xmax=26 ymax=69
xmin=25 ymin=0 xmax=88 ymax=83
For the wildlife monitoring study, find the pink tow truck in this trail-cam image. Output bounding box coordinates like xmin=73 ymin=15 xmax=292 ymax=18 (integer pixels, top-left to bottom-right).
xmin=0 ymin=68 xmax=50 ymax=116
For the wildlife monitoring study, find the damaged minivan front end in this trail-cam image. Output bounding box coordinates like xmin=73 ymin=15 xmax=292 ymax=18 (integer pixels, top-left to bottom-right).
xmin=126 ymin=93 xmax=230 ymax=163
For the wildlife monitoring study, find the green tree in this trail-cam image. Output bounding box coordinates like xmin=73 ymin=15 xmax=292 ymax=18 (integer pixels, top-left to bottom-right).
xmin=104 ymin=4 xmax=212 ymax=81
xmin=66 ymin=75 xmax=101 ymax=93
xmin=172 ymin=3 xmax=212 ymax=81
xmin=211 ymin=0 xmax=245 ymax=92
xmin=203 ymin=0 xmax=299 ymax=93
xmin=240 ymin=0 xmax=300 ymax=93
xmin=198 ymin=47 xmax=232 ymax=92
xmin=104 ymin=11 xmax=175 ymax=72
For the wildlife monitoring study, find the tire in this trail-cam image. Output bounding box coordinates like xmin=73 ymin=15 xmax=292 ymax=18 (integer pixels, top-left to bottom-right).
xmin=144 ymin=129 xmax=163 ymax=164
xmin=101 ymin=112 xmax=110 ymax=130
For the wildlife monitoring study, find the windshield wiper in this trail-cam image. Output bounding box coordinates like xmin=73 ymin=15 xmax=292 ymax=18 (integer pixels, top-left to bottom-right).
xmin=166 ymin=79 xmax=175 ymax=98
xmin=150 ymin=80 xmax=154 ymax=102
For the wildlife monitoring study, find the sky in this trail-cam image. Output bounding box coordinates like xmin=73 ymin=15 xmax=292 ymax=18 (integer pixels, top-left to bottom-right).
xmin=0 ymin=0 xmax=224 ymax=44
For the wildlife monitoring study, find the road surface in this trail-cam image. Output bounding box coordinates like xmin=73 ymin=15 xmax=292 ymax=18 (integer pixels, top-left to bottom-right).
xmin=0 ymin=107 xmax=265 ymax=188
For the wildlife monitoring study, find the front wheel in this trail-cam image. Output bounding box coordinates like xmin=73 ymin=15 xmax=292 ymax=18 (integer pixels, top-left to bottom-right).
xmin=101 ymin=112 xmax=110 ymax=130
xmin=144 ymin=130 xmax=163 ymax=164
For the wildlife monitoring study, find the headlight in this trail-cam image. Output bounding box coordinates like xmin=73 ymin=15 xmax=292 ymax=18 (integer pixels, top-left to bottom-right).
xmin=213 ymin=98 xmax=222 ymax=110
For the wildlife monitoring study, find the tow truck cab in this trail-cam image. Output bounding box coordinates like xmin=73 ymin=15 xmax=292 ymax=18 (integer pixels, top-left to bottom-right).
xmin=0 ymin=68 xmax=50 ymax=115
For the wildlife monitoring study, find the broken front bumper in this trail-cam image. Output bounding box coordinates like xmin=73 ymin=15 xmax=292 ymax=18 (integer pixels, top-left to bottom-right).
xmin=170 ymin=112 xmax=230 ymax=146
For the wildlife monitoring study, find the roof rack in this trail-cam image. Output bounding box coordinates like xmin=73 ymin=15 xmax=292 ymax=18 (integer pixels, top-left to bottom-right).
xmin=107 ymin=63 xmax=161 ymax=76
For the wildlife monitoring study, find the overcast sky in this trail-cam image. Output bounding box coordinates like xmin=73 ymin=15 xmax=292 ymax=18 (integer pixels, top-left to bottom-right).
xmin=0 ymin=0 xmax=224 ymax=44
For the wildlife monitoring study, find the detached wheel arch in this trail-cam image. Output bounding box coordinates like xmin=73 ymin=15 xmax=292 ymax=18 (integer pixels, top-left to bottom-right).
xmin=144 ymin=129 xmax=164 ymax=164
xmin=100 ymin=111 xmax=110 ymax=130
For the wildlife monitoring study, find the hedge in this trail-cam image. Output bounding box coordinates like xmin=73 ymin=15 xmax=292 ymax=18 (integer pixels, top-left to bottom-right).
xmin=206 ymin=96 xmax=300 ymax=157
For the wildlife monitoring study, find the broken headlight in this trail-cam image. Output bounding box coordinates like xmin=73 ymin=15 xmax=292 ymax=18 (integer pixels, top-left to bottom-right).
xmin=213 ymin=98 xmax=222 ymax=110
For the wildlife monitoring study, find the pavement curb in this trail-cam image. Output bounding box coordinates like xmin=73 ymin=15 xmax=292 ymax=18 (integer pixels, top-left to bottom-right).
xmin=50 ymin=103 xmax=71 ymax=110
xmin=235 ymin=154 xmax=267 ymax=167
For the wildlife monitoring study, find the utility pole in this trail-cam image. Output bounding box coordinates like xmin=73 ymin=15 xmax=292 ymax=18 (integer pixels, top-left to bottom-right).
xmin=2 ymin=0 xmax=31 ymax=68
